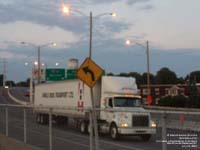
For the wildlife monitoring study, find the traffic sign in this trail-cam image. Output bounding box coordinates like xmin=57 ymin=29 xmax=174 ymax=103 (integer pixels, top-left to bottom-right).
xmin=32 ymin=69 xmax=45 ymax=81
xmin=77 ymin=58 xmax=103 ymax=88
xmin=66 ymin=69 xmax=77 ymax=79
xmin=46 ymin=68 xmax=65 ymax=81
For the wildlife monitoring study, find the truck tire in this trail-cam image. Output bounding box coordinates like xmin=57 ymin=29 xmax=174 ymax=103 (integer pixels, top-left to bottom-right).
xmin=141 ymin=134 xmax=151 ymax=141
xmin=87 ymin=122 xmax=91 ymax=134
xmin=36 ymin=114 xmax=40 ymax=124
xmin=36 ymin=114 xmax=48 ymax=125
xmin=80 ymin=121 xmax=88 ymax=134
xmin=43 ymin=114 xmax=49 ymax=125
xmin=110 ymin=124 xmax=119 ymax=140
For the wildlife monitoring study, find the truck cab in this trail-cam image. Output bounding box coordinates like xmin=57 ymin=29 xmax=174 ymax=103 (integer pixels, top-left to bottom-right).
xmin=99 ymin=76 xmax=156 ymax=140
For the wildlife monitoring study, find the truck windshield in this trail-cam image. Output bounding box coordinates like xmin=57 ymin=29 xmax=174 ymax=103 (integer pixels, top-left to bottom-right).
xmin=114 ymin=97 xmax=141 ymax=107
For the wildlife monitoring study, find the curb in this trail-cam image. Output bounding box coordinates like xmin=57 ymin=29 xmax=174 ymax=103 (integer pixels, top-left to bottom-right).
xmin=7 ymin=89 xmax=27 ymax=105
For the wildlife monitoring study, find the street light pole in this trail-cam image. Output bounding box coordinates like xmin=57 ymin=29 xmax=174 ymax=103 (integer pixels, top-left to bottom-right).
xmin=62 ymin=7 xmax=115 ymax=149
xmin=38 ymin=46 xmax=41 ymax=84
xmin=146 ymin=41 xmax=151 ymax=103
xmin=21 ymin=42 xmax=56 ymax=84
xmin=89 ymin=12 xmax=93 ymax=58
xmin=89 ymin=11 xmax=100 ymax=150
xmin=125 ymin=39 xmax=152 ymax=104
xmin=24 ymin=62 xmax=34 ymax=104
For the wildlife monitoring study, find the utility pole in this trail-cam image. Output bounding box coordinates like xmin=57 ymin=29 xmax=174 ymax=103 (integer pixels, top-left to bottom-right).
xmin=38 ymin=46 xmax=41 ymax=84
xmin=0 ymin=58 xmax=7 ymax=96
xmin=145 ymin=41 xmax=152 ymax=105
xmin=89 ymin=11 xmax=100 ymax=150
xmin=1 ymin=58 xmax=7 ymax=87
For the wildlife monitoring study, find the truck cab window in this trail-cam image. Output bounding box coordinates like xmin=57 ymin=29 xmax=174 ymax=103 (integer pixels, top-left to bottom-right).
xmin=108 ymin=98 xmax=113 ymax=108
xmin=114 ymin=97 xmax=142 ymax=107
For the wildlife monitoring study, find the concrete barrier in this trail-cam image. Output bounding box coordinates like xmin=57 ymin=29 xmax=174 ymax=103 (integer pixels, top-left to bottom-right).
xmin=0 ymin=134 xmax=43 ymax=150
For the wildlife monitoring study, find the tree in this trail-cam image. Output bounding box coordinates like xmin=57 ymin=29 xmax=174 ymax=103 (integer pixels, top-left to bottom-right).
xmin=26 ymin=78 xmax=30 ymax=86
xmin=185 ymin=71 xmax=200 ymax=83
xmin=187 ymin=75 xmax=200 ymax=108
xmin=177 ymin=77 xmax=185 ymax=84
xmin=142 ymin=72 xmax=156 ymax=85
xmin=118 ymin=72 xmax=129 ymax=77
xmin=16 ymin=81 xmax=28 ymax=87
xmin=128 ymin=72 xmax=143 ymax=85
xmin=156 ymin=67 xmax=177 ymax=84
xmin=0 ymin=74 xmax=3 ymax=86
xmin=6 ymin=81 xmax=16 ymax=87
xmin=107 ymin=72 xmax=114 ymax=76
xmin=158 ymin=95 xmax=187 ymax=107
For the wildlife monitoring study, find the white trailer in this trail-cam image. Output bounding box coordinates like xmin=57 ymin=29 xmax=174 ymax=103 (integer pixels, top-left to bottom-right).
xmin=34 ymin=76 xmax=156 ymax=140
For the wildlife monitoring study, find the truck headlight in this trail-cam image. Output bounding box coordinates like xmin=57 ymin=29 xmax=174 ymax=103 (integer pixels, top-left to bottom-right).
xmin=121 ymin=123 xmax=128 ymax=127
xmin=151 ymin=122 xmax=157 ymax=128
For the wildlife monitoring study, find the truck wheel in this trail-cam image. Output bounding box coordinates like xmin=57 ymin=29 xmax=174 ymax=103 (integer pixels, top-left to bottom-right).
xmin=141 ymin=134 xmax=151 ymax=141
xmin=40 ymin=114 xmax=44 ymax=124
xmin=87 ymin=123 xmax=95 ymax=134
xmin=36 ymin=114 xmax=48 ymax=125
xmin=36 ymin=114 xmax=40 ymax=124
xmin=110 ymin=124 xmax=119 ymax=140
xmin=43 ymin=114 xmax=49 ymax=125
xmin=80 ymin=121 xmax=88 ymax=134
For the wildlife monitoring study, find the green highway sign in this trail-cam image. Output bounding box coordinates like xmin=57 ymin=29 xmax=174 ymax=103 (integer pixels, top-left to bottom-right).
xmin=46 ymin=68 xmax=65 ymax=81
xmin=66 ymin=69 xmax=77 ymax=79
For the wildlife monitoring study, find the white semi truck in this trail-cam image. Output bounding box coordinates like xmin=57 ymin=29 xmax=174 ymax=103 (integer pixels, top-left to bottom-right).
xmin=34 ymin=76 xmax=156 ymax=140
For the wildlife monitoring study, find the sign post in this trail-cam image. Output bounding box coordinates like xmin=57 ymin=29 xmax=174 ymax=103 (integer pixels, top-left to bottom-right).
xmin=77 ymin=57 xmax=103 ymax=150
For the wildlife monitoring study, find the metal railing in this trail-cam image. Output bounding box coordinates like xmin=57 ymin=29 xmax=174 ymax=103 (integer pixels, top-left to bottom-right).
xmin=0 ymin=104 xmax=199 ymax=150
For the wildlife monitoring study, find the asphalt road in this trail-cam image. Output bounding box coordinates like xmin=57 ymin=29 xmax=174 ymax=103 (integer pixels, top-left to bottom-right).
xmin=0 ymin=87 xmax=199 ymax=150
xmin=9 ymin=87 xmax=30 ymax=102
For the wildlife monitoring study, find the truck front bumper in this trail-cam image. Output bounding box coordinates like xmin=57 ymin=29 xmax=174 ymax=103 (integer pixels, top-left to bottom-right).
xmin=118 ymin=127 xmax=156 ymax=135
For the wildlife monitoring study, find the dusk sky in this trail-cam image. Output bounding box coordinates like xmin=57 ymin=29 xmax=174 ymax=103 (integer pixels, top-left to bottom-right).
xmin=0 ymin=0 xmax=200 ymax=82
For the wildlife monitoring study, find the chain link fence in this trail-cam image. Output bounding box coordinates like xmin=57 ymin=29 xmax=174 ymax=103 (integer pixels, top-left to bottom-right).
xmin=0 ymin=104 xmax=199 ymax=150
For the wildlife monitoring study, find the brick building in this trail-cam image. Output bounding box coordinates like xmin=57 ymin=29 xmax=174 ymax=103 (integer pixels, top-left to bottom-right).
xmin=139 ymin=84 xmax=196 ymax=104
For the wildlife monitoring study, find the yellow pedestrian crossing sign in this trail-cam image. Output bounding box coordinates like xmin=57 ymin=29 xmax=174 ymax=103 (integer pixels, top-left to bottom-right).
xmin=77 ymin=58 xmax=103 ymax=88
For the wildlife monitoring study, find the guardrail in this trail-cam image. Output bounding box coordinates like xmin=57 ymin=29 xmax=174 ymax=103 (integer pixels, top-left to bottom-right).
xmin=0 ymin=104 xmax=199 ymax=150
xmin=144 ymin=105 xmax=200 ymax=112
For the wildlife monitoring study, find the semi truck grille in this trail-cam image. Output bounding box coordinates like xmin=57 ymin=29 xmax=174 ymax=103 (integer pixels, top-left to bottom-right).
xmin=132 ymin=115 xmax=149 ymax=127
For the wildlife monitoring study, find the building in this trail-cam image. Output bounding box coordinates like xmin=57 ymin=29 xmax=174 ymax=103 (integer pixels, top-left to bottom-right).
xmin=139 ymin=84 xmax=192 ymax=104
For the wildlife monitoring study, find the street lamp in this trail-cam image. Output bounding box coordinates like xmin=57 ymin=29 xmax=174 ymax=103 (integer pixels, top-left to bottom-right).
xmin=88 ymin=12 xmax=116 ymax=58
xmin=55 ymin=62 xmax=59 ymax=66
xmin=62 ymin=4 xmax=116 ymax=150
xmin=126 ymin=39 xmax=152 ymax=105
xmin=24 ymin=62 xmax=34 ymax=104
xmin=21 ymin=42 xmax=56 ymax=84
xmin=62 ymin=4 xmax=116 ymax=58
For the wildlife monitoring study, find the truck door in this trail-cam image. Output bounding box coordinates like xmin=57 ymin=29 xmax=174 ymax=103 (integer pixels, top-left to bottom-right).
xmin=103 ymin=98 xmax=114 ymax=122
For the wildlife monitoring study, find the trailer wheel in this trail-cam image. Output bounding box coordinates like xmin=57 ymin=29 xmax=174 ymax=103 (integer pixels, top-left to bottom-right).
xmin=43 ymin=114 xmax=49 ymax=125
xmin=40 ymin=114 xmax=44 ymax=124
xmin=110 ymin=124 xmax=119 ymax=140
xmin=140 ymin=134 xmax=151 ymax=141
xmin=80 ymin=121 xmax=88 ymax=134
xmin=36 ymin=114 xmax=48 ymax=125
xmin=87 ymin=122 xmax=92 ymax=134
xmin=36 ymin=114 xmax=40 ymax=124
